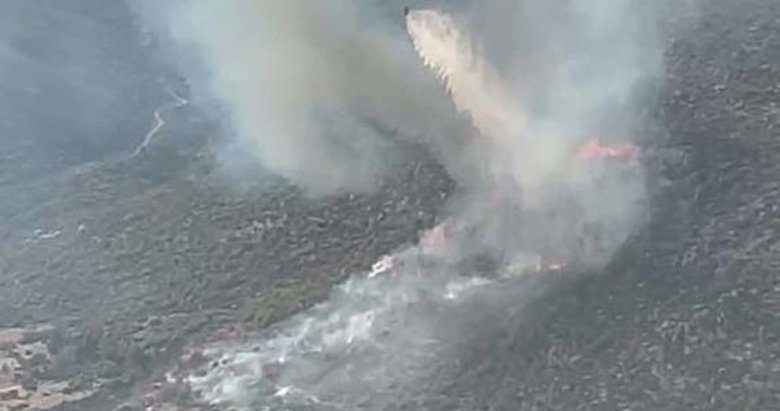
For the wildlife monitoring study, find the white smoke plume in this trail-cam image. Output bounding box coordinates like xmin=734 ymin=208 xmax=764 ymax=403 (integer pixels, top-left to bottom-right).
xmin=404 ymin=3 xmax=658 ymax=267
xmin=131 ymin=1 xmax=695 ymax=408
xmin=133 ymin=0 xmax=677 ymax=267
xmin=133 ymin=0 xmax=467 ymax=195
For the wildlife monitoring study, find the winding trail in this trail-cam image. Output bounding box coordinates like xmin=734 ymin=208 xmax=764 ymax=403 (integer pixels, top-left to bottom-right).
xmin=130 ymin=85 xmax=189 ymax=158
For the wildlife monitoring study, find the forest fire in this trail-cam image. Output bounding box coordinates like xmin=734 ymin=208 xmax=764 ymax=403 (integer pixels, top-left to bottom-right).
xmin=386 ymin=139 xmax=641 ymax=273
xmin=364 ymin=137 xmax=644 ymax=279
xmin=576 ymin=139 xmax=641 ymax=162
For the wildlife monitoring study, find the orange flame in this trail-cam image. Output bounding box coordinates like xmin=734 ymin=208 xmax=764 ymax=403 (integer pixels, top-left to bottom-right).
xmin=421 ymin=223 xmax=449 ymax=251
xmin=576 ymin=140 xmax=641 ymax=161
xmin=368 ymin=140 xmax=639 ymax=279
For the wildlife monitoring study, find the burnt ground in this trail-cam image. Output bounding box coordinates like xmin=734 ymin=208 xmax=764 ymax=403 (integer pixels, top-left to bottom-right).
xmin=1 ymin=0 xmax=780 ymax=410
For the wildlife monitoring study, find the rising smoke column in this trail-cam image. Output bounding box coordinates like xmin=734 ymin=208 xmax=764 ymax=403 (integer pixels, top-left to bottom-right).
xmin=136 ymin=0 xmax=676 ymax=264
xmin=404 ymin=4 xmax=655 ymax=266
xmin=133 ymin=0 xmax=466 ymax=195
xmin=133 ymin=1 xmax=689 ymax=409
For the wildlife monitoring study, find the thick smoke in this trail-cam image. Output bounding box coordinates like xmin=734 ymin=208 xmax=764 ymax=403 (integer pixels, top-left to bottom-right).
xmin=134 ymin=0 xmax=467 ymax=195
xmin=136 ymin=1 xmax=691 ymax=408
xmin=135 ymin=0 xmax=671 ymax=266
xmin=404 ymin=1 xmax=660 ymax=267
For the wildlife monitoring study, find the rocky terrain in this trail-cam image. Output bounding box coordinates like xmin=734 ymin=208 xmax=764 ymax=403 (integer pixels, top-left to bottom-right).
xmin=1 ymin=0 xmax=780 ymax=410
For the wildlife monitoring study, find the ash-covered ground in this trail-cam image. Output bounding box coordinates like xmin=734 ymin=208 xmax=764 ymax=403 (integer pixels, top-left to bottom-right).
xmin=1 ymin=0 xmax=780 ymax=410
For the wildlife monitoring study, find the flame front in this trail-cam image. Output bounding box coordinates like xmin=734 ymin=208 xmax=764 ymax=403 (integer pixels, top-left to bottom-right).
xmin=577 ymin=140 xmax=641 ymax=161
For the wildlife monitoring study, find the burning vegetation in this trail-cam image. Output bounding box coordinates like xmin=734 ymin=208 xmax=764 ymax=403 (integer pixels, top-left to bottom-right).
xmin=403 ymin=7 xmax=647 ymax=275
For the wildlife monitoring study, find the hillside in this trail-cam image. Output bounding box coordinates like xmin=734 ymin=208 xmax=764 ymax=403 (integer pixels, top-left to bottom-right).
xmin=1 ymin=0 xmax=779 ymax=410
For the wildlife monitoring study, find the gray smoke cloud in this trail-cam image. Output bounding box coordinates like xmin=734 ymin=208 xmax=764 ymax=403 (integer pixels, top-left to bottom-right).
xmin=404 ymin=1 xmax=662 ymax=268
xmin=135 ymin=0 xmax=696 ymax=264
xmin=133 ymin=0 xmax=468 ymax=195
xmin=134 ymin=0 xmax=683 ymax=267
xmin=131 ymin=1 xmax=695 ymax=408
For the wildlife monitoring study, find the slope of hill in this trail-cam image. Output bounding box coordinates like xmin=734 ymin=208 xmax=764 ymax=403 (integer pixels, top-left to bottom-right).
xmin=1 ymin=0 xmax=779 ymax=410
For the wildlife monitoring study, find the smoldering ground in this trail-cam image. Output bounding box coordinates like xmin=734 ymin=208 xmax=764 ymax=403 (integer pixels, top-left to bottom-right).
xmin=131 ymin=0 xmax=691 ymax=409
